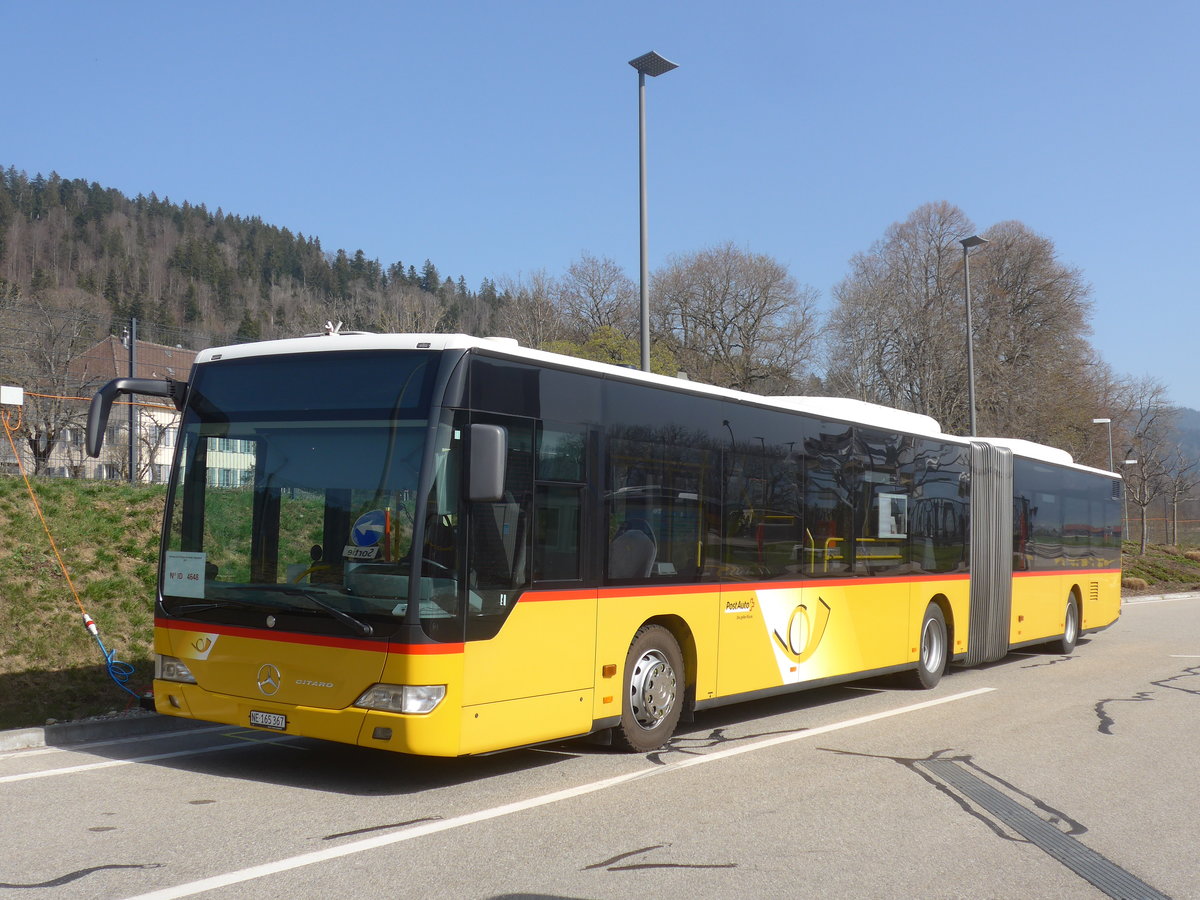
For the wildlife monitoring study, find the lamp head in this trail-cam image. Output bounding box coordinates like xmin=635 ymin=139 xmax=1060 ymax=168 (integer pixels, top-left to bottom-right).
xmin=629 ymin=51 xmax=679 ymax=77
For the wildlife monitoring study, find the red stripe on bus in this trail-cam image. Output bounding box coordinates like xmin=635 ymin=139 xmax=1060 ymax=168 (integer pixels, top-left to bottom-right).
xmin=155 ymin=618 xmax=462 ymax=654
xmin=389 ymin=642 xmax=464 ymax=654
xmin=1013 ymin=568 xmax=1120 ymax=577
xmin=516 ymin=588 xmax=598 ymax=602
xmin=596 ymin=572 xmax=974 ymax=598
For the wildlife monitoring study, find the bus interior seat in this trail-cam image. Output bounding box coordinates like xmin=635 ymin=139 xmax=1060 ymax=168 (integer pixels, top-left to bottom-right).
xmin=609 ymin=519 xmax=657 ymax=579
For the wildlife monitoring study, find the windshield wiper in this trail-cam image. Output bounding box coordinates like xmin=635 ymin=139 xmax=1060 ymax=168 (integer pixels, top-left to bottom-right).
xmin=251 ymin=585 xmax=374 ymax=637
xmin=163 ymin=596 xmax=278 ymax=617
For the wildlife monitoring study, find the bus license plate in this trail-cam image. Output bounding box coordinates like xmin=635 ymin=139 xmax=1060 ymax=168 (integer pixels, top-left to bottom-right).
xmin=250 ymin=710 xmax=287 ymax=731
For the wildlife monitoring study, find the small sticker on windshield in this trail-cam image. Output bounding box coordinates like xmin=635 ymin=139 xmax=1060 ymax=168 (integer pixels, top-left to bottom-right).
xmin=343 ymin=545 xmax=380 ymax=560
xmin=164 ymin=551 xmax=206 ymax=598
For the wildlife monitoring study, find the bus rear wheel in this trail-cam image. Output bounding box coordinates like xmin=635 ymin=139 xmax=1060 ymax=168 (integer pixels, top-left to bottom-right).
xmin=1054 ymin=595 xmax=1080 ymax=654
xmin=908 ymin=603 xmax=947 ymax=690
xmin=613 ymin=625 xmax=684 ymax=752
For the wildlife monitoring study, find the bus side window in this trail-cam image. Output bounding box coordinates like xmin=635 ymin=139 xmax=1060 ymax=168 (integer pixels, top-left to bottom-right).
xmin=606 ymin=431 xmax=709 ymax=583
xmin=533 ymin=424 xmax=586 ymax=583
xmin=534 ymin=484 xmax=582 ymax=581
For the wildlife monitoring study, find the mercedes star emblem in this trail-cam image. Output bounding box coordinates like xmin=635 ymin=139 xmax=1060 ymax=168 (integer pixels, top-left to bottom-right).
xmin=256 ymin=663 xmax=281 ymax=696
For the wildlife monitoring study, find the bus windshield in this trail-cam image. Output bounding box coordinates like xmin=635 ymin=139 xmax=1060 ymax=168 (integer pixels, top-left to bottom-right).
xmin=159 ymin=350 xmax=461 ymax=640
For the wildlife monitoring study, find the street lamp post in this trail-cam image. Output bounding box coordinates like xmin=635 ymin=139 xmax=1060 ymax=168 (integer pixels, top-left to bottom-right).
xmin=1092 ymin=417 xmax=1114 ymax=471
xmin=959 ymin=235 xmax=988 ymax=436
xmin=1121 ymin=456 xmax=1139 ymax=545
xmin=629 ymin=50 xmax=678 ymax=372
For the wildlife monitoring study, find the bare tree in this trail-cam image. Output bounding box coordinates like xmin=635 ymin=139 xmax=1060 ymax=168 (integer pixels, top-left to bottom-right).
xmin=1162 ymin=447 xmax=1199 ymax=547
xmin=1119 ymin=378 xmax=1177 ymax=554
xmin=557 ymin=253 xmax=637 ymax=340
xmin=825 ymin=204 xmax=1103 ymax=444
xmin=2 ymin=293 xmax=102 ymax=475
xmin=970 ymin=220 xmax=1101 ymax=445
xmin=373 ymin=284 xmax=453 ymax=334
xmin=652 ymin=242 xmax=819 ymax=393
xmin=493 ymin=270 xmax=565 ymax=348
xmin=824 ymin=202 xmax=974 ymax=424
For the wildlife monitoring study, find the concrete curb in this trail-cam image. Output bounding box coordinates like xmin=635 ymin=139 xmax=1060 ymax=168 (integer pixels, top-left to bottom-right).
xmin=1124 ymin=591 xmax=1200 ymax=604
xmin=0 ymin=711 xmax=209 ymax=753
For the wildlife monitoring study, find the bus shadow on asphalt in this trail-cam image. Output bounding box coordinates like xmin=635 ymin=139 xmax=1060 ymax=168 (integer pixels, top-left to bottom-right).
xmin=49 ymin=726 xmax=585 ymax=796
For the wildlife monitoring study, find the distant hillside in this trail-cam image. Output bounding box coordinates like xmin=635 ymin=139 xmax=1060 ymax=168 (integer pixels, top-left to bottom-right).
xmin=0 ymin=165 xmax=505 ymax=348
xmin=1175 ymin=407 xmax=1200 ymax=460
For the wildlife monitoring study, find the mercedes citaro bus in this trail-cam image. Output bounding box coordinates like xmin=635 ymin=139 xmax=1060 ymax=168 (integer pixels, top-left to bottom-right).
xmin=87 ymin=332 xmax=1121 ymax=755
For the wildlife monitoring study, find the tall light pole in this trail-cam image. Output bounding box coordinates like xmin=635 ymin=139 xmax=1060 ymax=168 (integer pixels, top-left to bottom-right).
xmin=959 ymin=235 xmax=988 ymax=436
xmin=1121 ymin=456 xmax=1138 ymax=544
xmin=629 ymin=50 xmax=678 ymax=372
xmin=1092 ymin=417 xmax=1114 ymax=471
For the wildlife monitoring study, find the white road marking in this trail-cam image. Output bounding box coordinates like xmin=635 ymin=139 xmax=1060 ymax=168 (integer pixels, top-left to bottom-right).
xmin=0 ymin=725 xmax=228 ymax=762
xmin=122 ymin=687 xmax=994 ymax=900
xmin=0 ymin=735 xmax=295 ymax=784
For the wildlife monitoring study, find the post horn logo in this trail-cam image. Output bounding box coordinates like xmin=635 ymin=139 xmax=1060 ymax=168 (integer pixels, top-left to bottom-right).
xmin=256 ymin=663 xmax=282 ymax=696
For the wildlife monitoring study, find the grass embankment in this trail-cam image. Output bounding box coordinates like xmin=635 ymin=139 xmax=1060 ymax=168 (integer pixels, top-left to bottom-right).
xmin=1 ymin=476 xmax=1199 ymax=731
xmin=0 ymin=475 xmax=163 ymax=730
xmin=1120 ymin=544 xmax=1200 ymax=594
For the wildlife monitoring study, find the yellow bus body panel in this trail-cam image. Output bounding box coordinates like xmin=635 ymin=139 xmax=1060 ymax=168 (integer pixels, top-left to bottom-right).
xmin=461 ymin=591 xmax=597 ymax=707
xmin=714 ymin=576 xmax=970 ymax=697
xmin=594 ymin=586 xmax=721 ymax=722
xmin=155 ymin=620 xmax=386 ymax=709
xmin=1010 ymin=570 xmax=1121 ymax=645
xmin=458 ymin=689 xmax=595 ymax=755
xmin=360 ymin=647 xmax=465 ymax=756
xmin=151 ymin=567 xmax=1118 ymax=756
xmin=457 ymin=590 xmax=597 ymax=753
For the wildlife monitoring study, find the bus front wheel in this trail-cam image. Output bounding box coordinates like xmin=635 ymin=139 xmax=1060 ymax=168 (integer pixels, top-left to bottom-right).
xmin=908 ymin=603 xmax=947 ymax=690
xmin=613 ymin=625 xmax=684 ymax=752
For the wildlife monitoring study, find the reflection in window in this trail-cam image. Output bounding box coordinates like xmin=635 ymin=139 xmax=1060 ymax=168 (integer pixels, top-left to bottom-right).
xmin=607 ymin=428 xmax=714 ymax=583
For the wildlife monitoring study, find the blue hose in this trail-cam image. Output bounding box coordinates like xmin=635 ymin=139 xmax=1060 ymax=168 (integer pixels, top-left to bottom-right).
xmin=83 ymin=614 xmax=141 ymax=699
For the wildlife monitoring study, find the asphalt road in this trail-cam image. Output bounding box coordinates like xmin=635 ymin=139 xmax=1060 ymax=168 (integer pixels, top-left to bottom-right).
xmin=2 ymin=595 xmax=1197 ymax=900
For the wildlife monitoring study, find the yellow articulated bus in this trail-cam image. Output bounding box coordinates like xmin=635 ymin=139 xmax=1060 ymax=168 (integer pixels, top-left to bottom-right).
xmin=87 ymin=333 xmax=1121 ymax=756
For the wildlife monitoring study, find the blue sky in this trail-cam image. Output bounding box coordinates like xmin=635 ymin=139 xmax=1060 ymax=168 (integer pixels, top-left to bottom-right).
xmin=5 ymin=1 xmax=1198 ymax=409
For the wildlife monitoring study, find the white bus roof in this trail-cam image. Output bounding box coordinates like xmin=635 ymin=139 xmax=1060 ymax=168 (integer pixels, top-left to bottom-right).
xmin=196 ymin=332 xmax=1106 ymax=474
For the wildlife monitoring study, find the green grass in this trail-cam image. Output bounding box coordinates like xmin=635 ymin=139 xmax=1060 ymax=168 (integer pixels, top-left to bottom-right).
xmin=0 ymin=474 xmax=164 ymax=729
xmin=1121 ymin=542 xmax=1200 ymax=592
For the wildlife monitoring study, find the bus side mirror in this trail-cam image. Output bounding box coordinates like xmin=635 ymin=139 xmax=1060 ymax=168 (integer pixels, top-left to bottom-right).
xmin=86 ymin=377 xmax=186 ymax=457
xmin=469 ymin=424 xmax=507 ymax=502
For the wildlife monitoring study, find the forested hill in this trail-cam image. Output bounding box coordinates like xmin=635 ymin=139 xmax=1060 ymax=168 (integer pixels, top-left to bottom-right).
xmin=1174 ymin=407 xmax=1200 ymax=461
xmin=0 ymin=166 xmax=503 ymax=346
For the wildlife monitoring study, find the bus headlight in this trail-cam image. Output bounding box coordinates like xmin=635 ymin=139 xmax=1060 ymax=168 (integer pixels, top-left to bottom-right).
xmin=156 ymin=655 xmax=198 ymax=684
xmin=355 ymin=684 xmax=446 ymax=715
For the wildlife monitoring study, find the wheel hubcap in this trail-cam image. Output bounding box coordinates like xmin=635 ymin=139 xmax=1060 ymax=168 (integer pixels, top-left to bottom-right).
xmin=921 ymin=618 xmax=945 ymax=673
xmin=629 ymin=649 xmax=676 ymax=729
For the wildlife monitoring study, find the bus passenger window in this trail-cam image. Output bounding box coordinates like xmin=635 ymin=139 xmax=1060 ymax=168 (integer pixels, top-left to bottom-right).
xmin=606 ymin=431 xmax=711 ymax=583
xmin=534 ymin=485 xmax=582 ymax=581
xmin=533 ymin=424 xmax=586 ymax=583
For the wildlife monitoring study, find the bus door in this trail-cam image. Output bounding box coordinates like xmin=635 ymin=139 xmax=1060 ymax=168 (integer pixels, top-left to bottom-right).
xmin=458 ymin=415 xmax=595 ymax=752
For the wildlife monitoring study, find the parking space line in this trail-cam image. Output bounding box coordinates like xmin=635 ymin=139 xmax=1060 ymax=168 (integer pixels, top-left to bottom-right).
xmin=0 ymin=726 xmax=229 ymax=762
xmin=0 ymin=735 xmax=296 ymax=784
